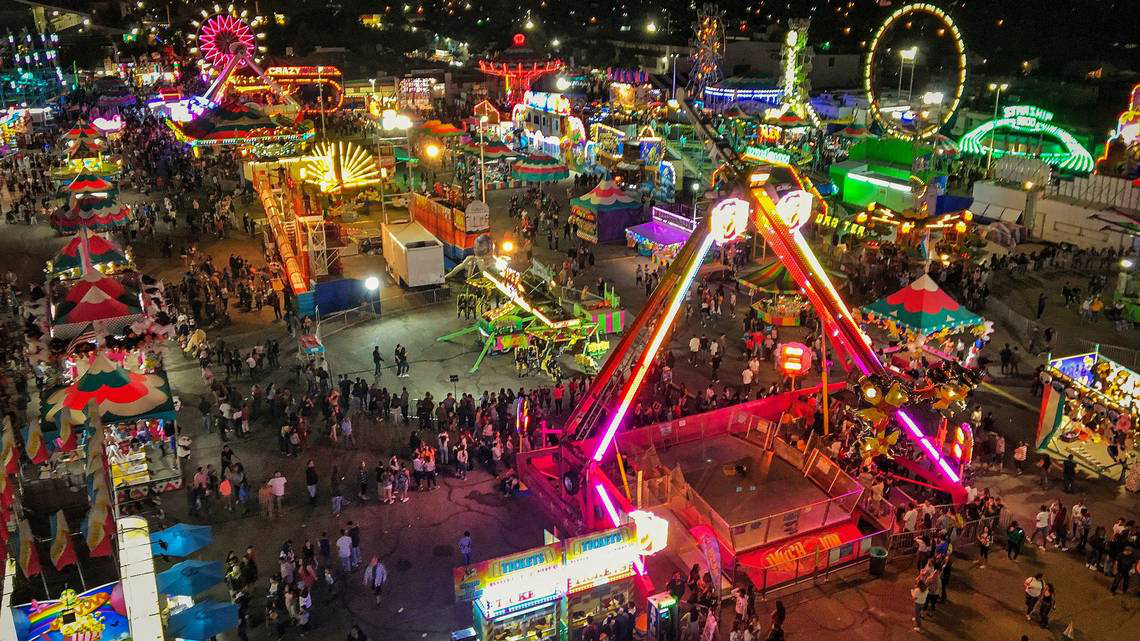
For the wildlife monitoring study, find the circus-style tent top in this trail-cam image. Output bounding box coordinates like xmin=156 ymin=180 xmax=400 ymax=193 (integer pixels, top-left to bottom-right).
xmin=862 ymin=274 xmax=982 ymax=333
xmin=569 ymin=180 xmax=640 ymax=213
xmin=41 ymin=353 xmax=176 ymax=428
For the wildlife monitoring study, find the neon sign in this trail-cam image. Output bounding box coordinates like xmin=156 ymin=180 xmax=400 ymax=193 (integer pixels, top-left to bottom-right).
xmin=757 ymin=124 xmax=782 ymax=145
xmin=958 ymin=104 xmax=1094 ymax=173
xmin=710 ymin=198 xmax=750 ymax=244
xmin=523 ymin=90 xmax=571 ymax=115
xmin=454 ymin=521 xmax=664 ymax=617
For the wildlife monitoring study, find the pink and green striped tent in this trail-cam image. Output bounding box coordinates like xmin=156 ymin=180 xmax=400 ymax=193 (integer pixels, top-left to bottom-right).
xmin=511 ymin=154 xmax=569 ymax=182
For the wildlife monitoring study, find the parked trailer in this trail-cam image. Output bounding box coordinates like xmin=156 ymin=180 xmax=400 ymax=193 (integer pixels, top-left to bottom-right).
xmin=381 ymin=221 xmax=445 ymax=288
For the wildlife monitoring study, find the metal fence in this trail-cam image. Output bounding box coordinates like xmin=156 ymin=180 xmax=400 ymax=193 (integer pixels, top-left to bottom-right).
xmin=735 ymin=529 xmax=889 ymax=598
xmin=984 ymin=296 xmax=1058 ymax=351
xmin=377 ymin=286 xmax=452 ymax=317
xmin=1076 ymin=338 xmax=1140 ymax=370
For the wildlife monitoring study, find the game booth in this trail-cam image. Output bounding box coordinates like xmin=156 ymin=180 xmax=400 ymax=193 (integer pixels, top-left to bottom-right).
xmin=569 ymin=180 xmax=643 ymax=244
xmin=736 ymin=257 xmax=824 ymax=327
xmin=1037 ymin=348 xmax=1139 ymax=484
xmin=453 ymin=514 xmax=667 ymax=641
xmin=624 ymin=206 xmax=698 ymax=263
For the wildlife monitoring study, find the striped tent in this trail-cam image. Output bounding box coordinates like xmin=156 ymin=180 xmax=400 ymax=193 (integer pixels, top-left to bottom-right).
xmin=862 ymin=274 xmax=981 ymax=334
xmin=50 ymin=271 xmax=143 ymax=336
xmin=62 ymin=173 xmax=118 ymax=199
xmin=171 ymin=101 xmax=313 ymax=145
xmin=61 ymin=121 xmax=101 ymax=141
xmin=50 ymin=193 xmax=132 ymax=233
xmin=569 ymin=179 xmax=639 ymax=213
xmin=42 ymin=354 xmax=177 ymax=427
xmin=511 ymin=154 xmax=569 ymax=182
xmin=48 ymin=228 xmax=130 ymax=276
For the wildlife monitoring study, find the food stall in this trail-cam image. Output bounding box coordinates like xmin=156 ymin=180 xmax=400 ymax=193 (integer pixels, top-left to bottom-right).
xmin=1037 ymin=348 xmax=1138 ymax=482
xmin=453 ymin=519 xmax=664 ymax=641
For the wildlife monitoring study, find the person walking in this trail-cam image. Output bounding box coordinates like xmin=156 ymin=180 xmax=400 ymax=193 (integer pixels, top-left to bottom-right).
xmin=459 ymin=531 xmax=473 ymax=565
xmin=348 ymin=521 xmax=362 ymax=570
xmin=305 ymin=461 xmax=319 ymax=505
xmin=335 ymin=529 xmax=353 ymax=575
xmin=267 ymin=471 xmax=287 ymax=518
xmin=1037 ymin=583 xmax=1055 ymax=628
xmin=1023 ymin=573 xmax=1044 ymax=620
xmin=372 ymin=346 xmax=384 ymax=377
xmin=1110 ymin=547 xmax=1134 ymax=594
xmin=1007 ymin=521 xmax=1026 ymax=560
xmin=976 ymin=526 xmax=992 ymax=568
xmin=1062 ymin=454 xmax=1077 ymax=493
xmin=911 ymin=580 xmax=928 ymax=631
xmin=363 ymin=556 xmax=387 ymax=604
xmin=1013 ymin=441 xmax=1028 ymax=475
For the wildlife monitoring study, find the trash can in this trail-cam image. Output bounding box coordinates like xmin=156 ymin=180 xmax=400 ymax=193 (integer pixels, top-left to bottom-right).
xmin=868 ymin=546 xmax=888 ymax=577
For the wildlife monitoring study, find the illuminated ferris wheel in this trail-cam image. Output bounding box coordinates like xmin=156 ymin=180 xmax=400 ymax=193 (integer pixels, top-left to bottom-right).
xmin=688 ymin=4 xmax=725 ymax=98
xmin=185 ymin=4 xmax=290 ymax=106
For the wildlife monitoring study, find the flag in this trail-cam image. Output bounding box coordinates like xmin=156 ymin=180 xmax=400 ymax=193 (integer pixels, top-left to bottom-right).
xmin=50 ymin=509 xmax=78 ymax=571
xmin=1 ymin=417 xmax=18 ymax=475
xmin=17 ymin=518 xmax=41 ymax=578
xmin=85 ymin=430 xmax=105 ymax=476
xmin=83 ymin=501 xmax=113 ymax=558
xmin=24 ymin=420 xmax=49 ymax=465
xmin=57 ymin=413 xmax=79 ymax=452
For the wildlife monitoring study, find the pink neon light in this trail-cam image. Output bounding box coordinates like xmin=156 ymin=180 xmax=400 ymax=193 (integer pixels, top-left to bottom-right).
xmin=594 ymin=483 xmax=645 ymax=574
xmin=591 ymin=233 xmax=716 ymax=462
xmin=897 ymin=410 xmax=960 ymax=483
xmin=199 ymin=15 xmax=256 ymax=68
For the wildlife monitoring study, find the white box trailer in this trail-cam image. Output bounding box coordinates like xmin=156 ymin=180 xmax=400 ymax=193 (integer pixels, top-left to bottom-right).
xmin=381 ymin=221 xmax=445 ymax=288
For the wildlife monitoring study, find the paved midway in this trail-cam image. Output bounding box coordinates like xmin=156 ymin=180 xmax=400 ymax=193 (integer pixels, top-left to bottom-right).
xmin=8 ymin=175 xmax=1139 ymax=641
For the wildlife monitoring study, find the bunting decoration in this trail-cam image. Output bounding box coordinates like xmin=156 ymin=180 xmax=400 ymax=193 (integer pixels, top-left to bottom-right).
xmin=84 ymin=500 xmax=114 ymax=558
xmin=24 ymin=419 xmax=50 ymax=465
xmin=1 ymin=417 xmax=19 ymax=475
xmin=17 ymin=518 xmax=42 ymax=578
xmin=50 ymin=509 xmax=79 ymax=571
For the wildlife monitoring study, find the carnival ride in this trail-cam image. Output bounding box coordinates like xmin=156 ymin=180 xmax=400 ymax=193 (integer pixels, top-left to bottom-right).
xmin=438 ymin=260 xmax=623 ymax=378
xmin=958 ymin=105 xmax=1094 ymax=174
xmin=688 ymin=5 xmax=726 ymax=99
xmin=863 ymin=3 xmax=966 ymax=140
xmin=167 ymin=5 xmax=314 ymax=154
xmin=478 ymin=33 xmax=562 ymax=105
xmin=521 ymin=89 xmax=974 ymax=538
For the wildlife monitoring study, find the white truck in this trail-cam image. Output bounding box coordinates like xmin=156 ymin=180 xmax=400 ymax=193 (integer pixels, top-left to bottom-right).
xmin=381 ymin=221 xmax=445 ymax=288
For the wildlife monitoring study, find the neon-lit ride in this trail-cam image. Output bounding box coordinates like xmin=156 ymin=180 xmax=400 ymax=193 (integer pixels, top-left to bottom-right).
xmin=230 ymin=65 xmax=346 ymax=116
xmin=864 ymin=3 xmax=966 ymax=140
xmin=188 ymin=6 xmax=277 ymax=105
xmin=301 ymin=141 xmax=381 ymax=194
xmin=523 ymin=90 xmax=970 ymax=539
xmin=958 ymin=105 xmax=1095 ymax=174
xmin=478 ymin=33 xmax=562 ymax=105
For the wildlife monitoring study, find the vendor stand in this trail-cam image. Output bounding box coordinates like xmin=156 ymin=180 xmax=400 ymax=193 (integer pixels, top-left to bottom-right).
xmin=569 ymin=179 xmax=642 ymax=244
xmin=625 ymin=205 xmax=698 ymax=263
xmin=1037 ymin=348 xmax=1138 ymax=484
xmin=453 ymin=519 xmax=665 ymax=641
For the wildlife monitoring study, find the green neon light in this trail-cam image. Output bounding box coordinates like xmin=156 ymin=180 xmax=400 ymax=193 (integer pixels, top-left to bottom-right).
xmin=743 ymin=146 xmax=794 ymax=165
xmin=958 ymin=105 xmax=1094 ymax=173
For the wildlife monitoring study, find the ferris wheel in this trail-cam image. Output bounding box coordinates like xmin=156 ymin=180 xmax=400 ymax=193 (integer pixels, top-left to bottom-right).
xmin=863 ymin=3 xmax=967 ymax=140
xmin=185 ymin=4 xmax=296 ymax=108
xmin=688 ymin=4 xmax=725 ymax=98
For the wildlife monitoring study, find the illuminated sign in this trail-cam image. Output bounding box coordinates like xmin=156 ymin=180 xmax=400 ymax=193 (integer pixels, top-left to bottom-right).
xmin=266 ymin=65 xmax=341 ymax=78
xmin=454 ymin=522 xmax=664 ymax=617
xmin=757 ymin=124 xmax=782 ymax=145
xmin=523 ymin=91 xmax=571 ymax=116
xmin=710 ymin=197 xmax=750 ymax=244
xmin=743 ymin=146 xmax=794 ymax=165
xmin=776 ymin=341 xmax=811 ymax=375
xmin=958 ymin=104 xmax=1094 ymax=173
xmin=775 ymin=189 xmax=814 ymax=231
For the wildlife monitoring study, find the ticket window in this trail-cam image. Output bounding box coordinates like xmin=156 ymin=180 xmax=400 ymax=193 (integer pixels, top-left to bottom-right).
xmin=567 ymin=580 xmax=634 ymax=640
xmin=476 ymin=600 xmax=560 ymax=641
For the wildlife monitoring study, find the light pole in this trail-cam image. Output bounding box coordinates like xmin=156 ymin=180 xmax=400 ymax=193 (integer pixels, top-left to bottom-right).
xmin=671 ymin=53 xmax=679 ymax=99
xmin=479 ymin=114 xmax=488 ymax=203
xmin=985 ymin=82 xmax=1009 ymax=177
xmin=364 ymin=276 xmax=380 ymax=314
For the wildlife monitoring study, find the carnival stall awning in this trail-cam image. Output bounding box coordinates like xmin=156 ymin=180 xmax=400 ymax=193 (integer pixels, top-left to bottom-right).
xmin=65 ymin=130 xmax=107 ymax=158
xmin=48 ymin=228 xmax=131 ymax=276
xmin=41 ymin=354 xmax=177 ymax=427
xmin=169 ymin=100 xmax=315 ymax=147
xmin=50 ymin=271 xmax=143 ymax=333
xmin=862 ymin=274 xmax=981 ymax=333
xmin=157 ymin=560 xmax=225 ymax=596
xmin=838 ymin=126 xmax=873 ymax=139
xmin=570 ymin=179 xmax=640 ymax=213
xmin=511 ymin=154 xmax=569 ymax=182
xmin=61 ymin=121 xmax=101 ymax=140
xmin=461 ymin=141 xmax=517 ymax=159
xmin=50 ymin=193 xmax=132 ymax=233
xmin=168 ymin=600 xmax=239 ymax=640
xmin=625 ymin=220 xmax=692 ymax=253
xmin=61 ymin=172 xmax=118 ymax=199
